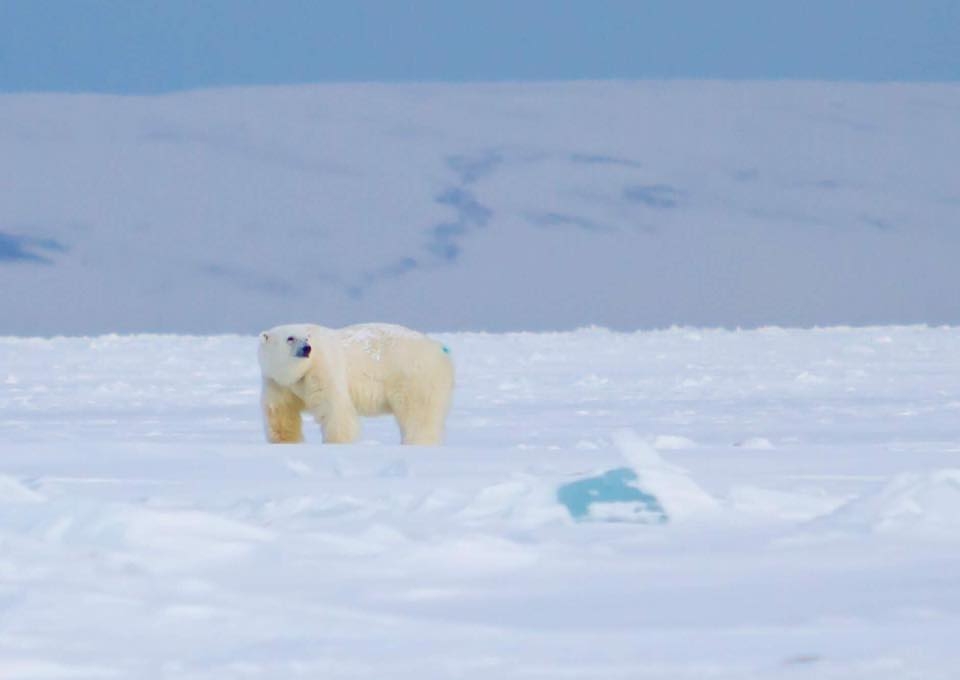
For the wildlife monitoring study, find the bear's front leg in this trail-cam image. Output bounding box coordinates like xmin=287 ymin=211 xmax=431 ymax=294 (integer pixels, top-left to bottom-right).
xmin=261 ymin=380 xmax=305 ymax=443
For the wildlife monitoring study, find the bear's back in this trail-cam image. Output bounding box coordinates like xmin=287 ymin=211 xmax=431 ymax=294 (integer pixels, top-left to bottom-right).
xmin=335 ymin=324 xmax=445 ymax=416
xmin=337 ymin=324 xmax=428 ymax=363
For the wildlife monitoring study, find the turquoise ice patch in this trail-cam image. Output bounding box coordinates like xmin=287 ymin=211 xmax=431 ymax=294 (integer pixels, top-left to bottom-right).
xmin=557 ymin=467 xmax=667 ymax=524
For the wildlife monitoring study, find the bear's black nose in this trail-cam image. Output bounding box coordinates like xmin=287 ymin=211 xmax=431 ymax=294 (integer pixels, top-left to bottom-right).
xmin=301 ymin=344 xmax=311 ymax=357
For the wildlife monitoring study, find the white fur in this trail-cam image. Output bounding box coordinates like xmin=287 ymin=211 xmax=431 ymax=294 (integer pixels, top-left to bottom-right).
xmin=258 ymin=323 xmax=454 ymax=445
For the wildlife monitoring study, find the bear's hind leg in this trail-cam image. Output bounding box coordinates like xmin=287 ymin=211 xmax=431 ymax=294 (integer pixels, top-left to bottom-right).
xmin=400 ymin=421 xmax=443 ymax=446
xmin=392 ymin=387 xmax=452 ymax=446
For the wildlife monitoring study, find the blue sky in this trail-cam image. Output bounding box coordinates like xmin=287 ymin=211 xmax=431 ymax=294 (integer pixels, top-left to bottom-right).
xmin=1 ymin=0 xmax=959 ymax=92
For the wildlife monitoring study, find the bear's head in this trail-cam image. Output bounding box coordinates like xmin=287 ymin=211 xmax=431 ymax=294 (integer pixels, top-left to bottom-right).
xmin=258 ymin=324 xmax=317 ymax=386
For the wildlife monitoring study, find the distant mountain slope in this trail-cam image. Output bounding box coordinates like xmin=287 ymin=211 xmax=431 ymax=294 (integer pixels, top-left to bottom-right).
xmin=1 ymin=81 xmax=958 ymax=335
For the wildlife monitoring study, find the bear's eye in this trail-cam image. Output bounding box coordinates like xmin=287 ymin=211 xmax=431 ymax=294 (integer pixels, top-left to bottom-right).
xmin=286 ymin=336 xmax=295 ymax=344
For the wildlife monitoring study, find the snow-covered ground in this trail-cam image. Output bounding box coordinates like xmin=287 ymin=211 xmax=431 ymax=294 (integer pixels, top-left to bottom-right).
xmin=2 ymin=81 xmax=960 ymax=334
xmin=2 ymin=326 xmax=959 ymax=678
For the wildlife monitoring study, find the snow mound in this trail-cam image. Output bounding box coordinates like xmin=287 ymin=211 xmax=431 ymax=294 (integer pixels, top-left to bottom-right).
xmin=459 ymin=477 xmax=568 ymax=528
xmin=614 ymin=429 xmax=719 ymax=521
xmin=3 ymin=498 xmax=272 ymax=572
xmin=0 ymin=476 xmax=44 ymax=504
xmin=812 ymin=469 xmax=960 ymax=537
xmin=728 ymin=486 xmax=849 ymax=522
xmin=653 ymin=435 xmax=697 ymax=450
xmin=734 ymin=437 xmax=775 ymax=450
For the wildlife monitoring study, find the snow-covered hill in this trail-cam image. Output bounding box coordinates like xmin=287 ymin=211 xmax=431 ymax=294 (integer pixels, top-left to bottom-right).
xmin=2 ymin=81 xmax=959 ymax=335
xmin=2 ymin=326 xmax=960 ymax=678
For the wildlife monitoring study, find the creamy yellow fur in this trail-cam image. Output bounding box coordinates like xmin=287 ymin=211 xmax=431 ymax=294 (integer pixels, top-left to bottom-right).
xmin=258 ymin=323 xmax=454 ymax=445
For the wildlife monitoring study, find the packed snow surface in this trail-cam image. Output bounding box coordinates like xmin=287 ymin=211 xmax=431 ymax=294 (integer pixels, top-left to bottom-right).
xmin=2 ymin=325 xmax=960 ymax=678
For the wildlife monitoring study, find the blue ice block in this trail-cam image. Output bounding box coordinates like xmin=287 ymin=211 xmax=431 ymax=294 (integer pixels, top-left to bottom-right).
xmin=557 ymin=467 xmax=667 ymax=524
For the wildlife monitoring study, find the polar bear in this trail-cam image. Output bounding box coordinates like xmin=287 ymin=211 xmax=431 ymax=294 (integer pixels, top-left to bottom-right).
xmin=258 ymin=323 xmax=454 ymax=445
